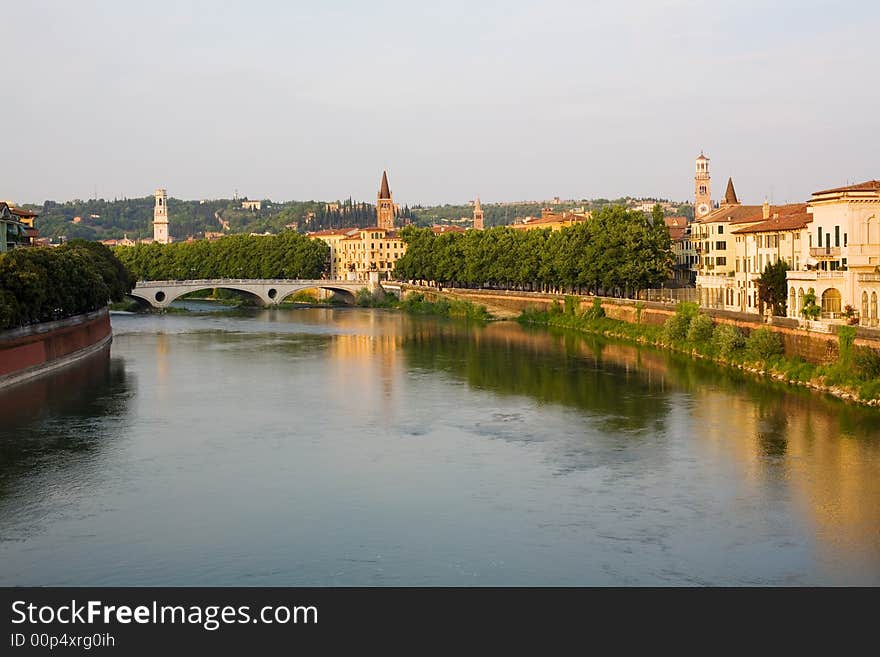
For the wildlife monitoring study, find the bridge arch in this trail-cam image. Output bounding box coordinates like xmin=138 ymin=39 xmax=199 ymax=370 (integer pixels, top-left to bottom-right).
xmin=130 ymin=279 xmax=374 ymax=309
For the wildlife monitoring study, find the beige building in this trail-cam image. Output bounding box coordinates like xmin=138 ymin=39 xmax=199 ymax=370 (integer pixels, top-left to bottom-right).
xmin=730 ymin=203 xmax=811 ymax=313
xmin=786 ymin=180 xmax=880 ymax=325
xmin=693 ymin=177 xmax=764 ymax=307
xmin=308 ymin=171 xmax=407 ymax=280
xmin=509 ymin=208 xmax=591 ymax=231
xmin=241 ymin=199 xmax=262 ymax=211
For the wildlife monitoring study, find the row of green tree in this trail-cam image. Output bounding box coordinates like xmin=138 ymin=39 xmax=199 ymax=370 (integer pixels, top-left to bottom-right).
xmin=0 ymin=241 xmax=134 ymax=330
xmin=393 ymin=205 xmax=674 ymax=297
xmin=113 ymin=232 xmax=329 ymax=281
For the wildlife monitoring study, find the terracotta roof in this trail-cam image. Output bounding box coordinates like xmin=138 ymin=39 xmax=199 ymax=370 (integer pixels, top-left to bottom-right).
xmin=812 ymin=180 xmax=880 ymax=195
xmin=697 ymin=204 xmax=764 ymax=225
xmin=378 ymin=171 xmax=391 ymax=199
xmin=723 ymin=177 xmax=739 ymax=205
xmin=731 ymin=204 xmax=811 ymax=234
xmin=664 ymin=216 xmax=687 ymax=228
xmin=668 ymin=227 xmax=687 ymax=240
xmin=431 ymin=225 xmax=465 ymax=234
xmin=308 ymin=228 xmax=358 ymax=237
xmin=9 ymin=206 xmax=38 ymax=218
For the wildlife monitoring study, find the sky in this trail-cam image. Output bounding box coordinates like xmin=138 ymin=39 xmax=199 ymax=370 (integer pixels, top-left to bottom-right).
xmin=3 ymin=0 xmax=878 ymax=206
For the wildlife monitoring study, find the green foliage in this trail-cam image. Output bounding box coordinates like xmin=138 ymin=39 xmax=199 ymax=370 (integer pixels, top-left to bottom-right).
xmin=393 ymin=205 xmax=674 ymax=297
xmin=757 ymin=260 xmax=790 ymax=316
xmin=852 ymin=346 xmax=880 ymax=380
xmin=663 ymin=302 xmax=699 ymax=343
xmin=686 ymin=313 xmax=715 ymax=345
xmin=801 ymin=289 xmax=820 ymax=320
xmin=399 ymin=292 xmax=491 ymax=320
xmin=746 ymin=328 xmax=784 ymax=361
xmin=113 ymin=232 xmax=329 ymax=281
xmin=584 ymin=297 xmax=605 ymax=320
xmin=564 ymin=295 xmax=579 ymax=316
xmin=712 ymin=324 xmax=746 ymax=359
xmin=837 ymin=325 xmax=856 ymax=364
xmin=0 ymin=244 xmax=133 ymax=330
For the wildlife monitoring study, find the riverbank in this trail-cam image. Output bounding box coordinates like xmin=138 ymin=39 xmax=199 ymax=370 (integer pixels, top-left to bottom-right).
xmin=0 ymin=308 xmax=113 ymax=389
xmin=519 ymin=300 xmax=880 ymax=407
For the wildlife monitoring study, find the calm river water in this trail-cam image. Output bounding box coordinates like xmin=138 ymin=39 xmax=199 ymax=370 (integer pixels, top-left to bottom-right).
xmin=1 ymin=304 xmax=879 ymax=585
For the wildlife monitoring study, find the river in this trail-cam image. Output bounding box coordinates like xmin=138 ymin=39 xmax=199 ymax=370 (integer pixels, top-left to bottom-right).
xmin=1 ymin=303 xmax=878 ymax=585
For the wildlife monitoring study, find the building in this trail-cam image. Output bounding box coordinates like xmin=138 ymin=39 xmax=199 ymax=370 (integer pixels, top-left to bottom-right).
xmin=786 ymin=180 xmax=880 ymax=326
xmin=473 ymin=197 xmax=484 ymax=230
xmin=241 ymin=199 xmax=262 ymax=211
xmin=667 ymin=216 xmax=696 ymax=286
xmin=0 ymin=202 xmax=37 ymax=252
xmin=729 ymin=203 xmax=811 ymax=313
xmin=693 ymin=176 xmax=767 ymax=308
xmin=377 ymin=171 xmax=394 ymax=230
xmin=307 ymin=171 xmax=408 ymax=280
xmin=337 ymin=226 xmax=405 ymax=281
xmin=308 ymin=227 xmax=360 ymax=278
xmin=508 ymin=208 xmax=591 ymax=231
xmin=153 ymin=188 xmax=171 ymax=244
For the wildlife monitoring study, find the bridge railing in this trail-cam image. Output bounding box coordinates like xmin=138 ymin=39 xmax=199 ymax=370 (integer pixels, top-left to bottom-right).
xmin=134 ymin=278 xmax=358 ymax=286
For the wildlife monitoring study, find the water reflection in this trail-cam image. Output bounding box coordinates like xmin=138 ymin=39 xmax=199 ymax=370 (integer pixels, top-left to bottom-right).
xmin=1 ymin=307 xmax=878 ymax=584
xmin=0 ymin=347 xmax=132 ymax=499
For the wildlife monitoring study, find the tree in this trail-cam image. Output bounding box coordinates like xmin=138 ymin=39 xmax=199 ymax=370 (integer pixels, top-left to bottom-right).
xmin=757 ymin=260 xmax=790 ymax=316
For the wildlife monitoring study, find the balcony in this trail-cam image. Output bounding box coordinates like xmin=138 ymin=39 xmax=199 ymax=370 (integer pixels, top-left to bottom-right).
xmin=810 ymin=246 xmax=841 ymax=258
xmin=787 ymin=270 xmax=846 ymax=282
xmin=858 ymin=272 xmax=880 ymax=283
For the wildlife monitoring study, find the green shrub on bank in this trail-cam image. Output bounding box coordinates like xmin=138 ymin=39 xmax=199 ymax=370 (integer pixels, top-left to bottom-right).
xmin=399 ymin=292 xmax=490 ymax=320
xmin=712 ymin=324 xmax=746 ymax=359
xmin=584 ymin=297 xmax=605 ymax=320
xmin=853 ymin=346 xmax=880 ymax=380
xmin=663 ymin=302 xmax=699 ymax=343
xmin=746 ymin=328 xmax=784 ymax=361
xmin=686 ymin=313 xmax=715 ymax=345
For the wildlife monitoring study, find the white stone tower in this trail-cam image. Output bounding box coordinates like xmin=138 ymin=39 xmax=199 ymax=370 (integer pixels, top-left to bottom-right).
xmin=153 ymin=188 xmax=170 ymax=244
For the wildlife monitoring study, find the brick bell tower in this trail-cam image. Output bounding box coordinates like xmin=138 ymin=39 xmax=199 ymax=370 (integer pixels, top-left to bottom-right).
xmin=694 ymin=152 xmax=712 ymax=219
xmin=473 ymin=197 xmax=484 ymax=230
xmin=376 ymin=171 xmax=394 ymax=230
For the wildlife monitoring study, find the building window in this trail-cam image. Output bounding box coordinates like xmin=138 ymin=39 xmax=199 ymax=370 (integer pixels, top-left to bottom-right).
xmin=717 ymin=257 xmax=727 ymax=266
xmin=821 ymin=288 xmax=842 ymax=315
xmin=818 ymin=226 xmax=822 ymax=245
xmin=835 ymin=225 xmax=840 ymax=247
xmin=718 ymin=225 xmax=724 ymax=234
xmin=715 ymin=241 xmax=726 ymax=250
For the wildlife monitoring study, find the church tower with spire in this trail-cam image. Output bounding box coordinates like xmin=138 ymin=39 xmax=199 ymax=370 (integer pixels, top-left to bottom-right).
xmin=694 ymin=152 xmax=712 ymax=219
xmin=473 ymin=197 xmax=484 ymax=230
xmin=721 ymin=177 xmax=739 ymax=207
xmin=376 ymin=170 xmax=394 ymax=230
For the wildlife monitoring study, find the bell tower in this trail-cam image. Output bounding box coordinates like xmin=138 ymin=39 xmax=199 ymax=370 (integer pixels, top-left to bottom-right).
xmin=694 ymin=152 xmax=712 ymax=219
xmin=153 ymin=188 xmax=170 ymax=244
xmin=473 ymin=197 xmax=484 ymax=230
xmin=376 ymin=171 xmax=394 ymax=230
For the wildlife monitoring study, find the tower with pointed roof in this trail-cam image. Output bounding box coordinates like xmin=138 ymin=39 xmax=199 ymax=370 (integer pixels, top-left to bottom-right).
xmin=694 ymin=152 xmax=712 ymax=219
xmin=376 ymin=170 xmax=394 ymax=230
xmin=473 ymin=197 xmax=484 ymax=230
xmin=722 ymin=177 xmax=739 ymax=206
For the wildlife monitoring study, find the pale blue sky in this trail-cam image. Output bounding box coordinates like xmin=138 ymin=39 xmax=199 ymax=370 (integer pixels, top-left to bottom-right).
xmin=3 ymin=0 xmax=877 ymax=206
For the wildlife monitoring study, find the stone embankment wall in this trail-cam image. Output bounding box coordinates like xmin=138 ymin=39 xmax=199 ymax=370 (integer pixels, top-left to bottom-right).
xmin=0 ymin=308 xmax=112 ymax=388
xmin=405 ymin=285 xmax=880 ymax=365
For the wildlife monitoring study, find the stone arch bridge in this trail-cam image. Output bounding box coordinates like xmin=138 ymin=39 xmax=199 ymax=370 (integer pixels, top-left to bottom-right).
xmin=130 ymin=279 xmax=378 ymax=309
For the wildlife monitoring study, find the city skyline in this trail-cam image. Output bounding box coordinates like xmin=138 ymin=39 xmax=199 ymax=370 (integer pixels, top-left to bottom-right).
xmin=3 ymin=1 xmax=878 ymax=205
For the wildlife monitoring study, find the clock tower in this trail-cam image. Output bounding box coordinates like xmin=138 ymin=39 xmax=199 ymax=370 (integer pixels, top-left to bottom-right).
xmin=694 ymin=152 xmax=712 ymax=219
